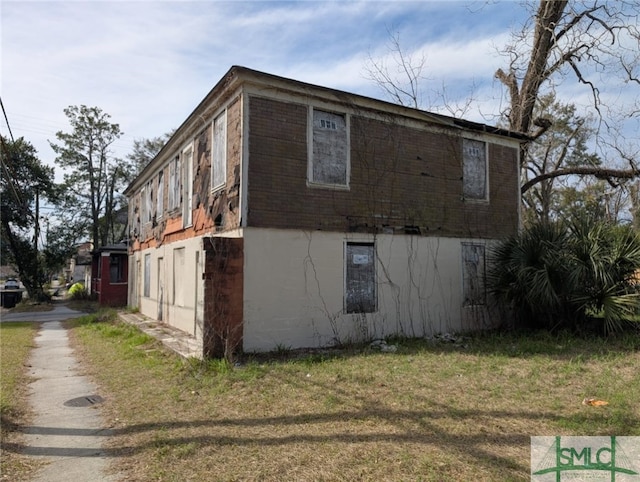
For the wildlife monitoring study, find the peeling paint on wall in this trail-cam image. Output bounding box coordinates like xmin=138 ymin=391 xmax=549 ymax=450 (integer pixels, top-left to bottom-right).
xmin=129 ymin=95 xmax=242 ymax=250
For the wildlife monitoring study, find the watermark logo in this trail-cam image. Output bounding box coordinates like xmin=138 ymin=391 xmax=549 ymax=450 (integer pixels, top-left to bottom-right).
xmin=531 ymin=436 xmax=640 ymax=481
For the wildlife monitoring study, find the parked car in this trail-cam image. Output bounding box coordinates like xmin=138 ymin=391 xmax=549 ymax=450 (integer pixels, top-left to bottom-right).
xmin=4 ymin=279 xmax=20 ymax=290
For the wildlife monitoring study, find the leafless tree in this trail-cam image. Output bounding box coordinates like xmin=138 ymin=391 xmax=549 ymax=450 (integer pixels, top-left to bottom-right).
xmin=363 ymin=30 xmax=476 ymax=117
xmin=363 ymin=30 xmax=428 ymax=109
xmin=495 ymin=0 xmax=640 ymax=193
xmin=365 ymin=2 xmax=640 ymax=197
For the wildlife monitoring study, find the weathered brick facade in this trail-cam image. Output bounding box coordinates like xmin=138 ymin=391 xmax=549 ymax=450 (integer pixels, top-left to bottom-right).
xmin=125 ymin=66 xmax=525 ymax=355
xmin=247 ymin=96 xmax=519 ymax=237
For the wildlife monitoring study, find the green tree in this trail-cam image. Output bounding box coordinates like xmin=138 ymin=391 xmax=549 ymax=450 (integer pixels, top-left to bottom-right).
xmin=0 ymin=136 xmax=58 ymax=299
xmin=127 ymin=131 xmax=173 ymax=177
xmin=50 ymin=105 xmax=132 ymax=249
xmin=41 ymin=214 xmax=85 ymax=284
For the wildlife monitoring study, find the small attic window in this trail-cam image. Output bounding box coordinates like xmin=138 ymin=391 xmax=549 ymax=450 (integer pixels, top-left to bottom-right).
xmin=320 ymin=119 xmax=337 ymax=130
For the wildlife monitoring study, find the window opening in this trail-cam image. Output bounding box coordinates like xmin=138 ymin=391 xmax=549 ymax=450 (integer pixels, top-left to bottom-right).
xmin=109 ymin=255 xmax=125 ymax=283
xmin=168 ymin=155 xmax=181 ymax=211
xmin=173 ymin=247 xmax=186 ymax=306
xmin=462 ymin=243 xmax=486 ymax=306
xmin=345 ymin=242 xmax=376 ymax=313
xmin=182 ymin=146 xmax=193 ymax=227
xmin=143 ymin=253 xmax=151 ymax=298
xmin=462 ymin=138 xmax=488 ymax=200
xmin=156 ymin=170 xmax=164 ymax=219
xmin=309 ymin=109 xmax=349 ymax=186
xmin=212 ymin=111 xmax=227 ymax=190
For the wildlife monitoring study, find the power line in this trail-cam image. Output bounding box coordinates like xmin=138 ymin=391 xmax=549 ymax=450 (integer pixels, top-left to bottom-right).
xmin=0 ymin=135 xmax=27 ymax=212
xmin=0 ymin=96 xmax=15 ymax=142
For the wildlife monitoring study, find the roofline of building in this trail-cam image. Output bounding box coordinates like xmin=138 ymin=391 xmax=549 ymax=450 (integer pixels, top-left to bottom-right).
xmin=125 ymin=65 xmax=529 ymax=195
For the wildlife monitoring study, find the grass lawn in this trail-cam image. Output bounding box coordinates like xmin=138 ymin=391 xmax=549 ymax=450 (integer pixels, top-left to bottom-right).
xmin=0 ymin=321 xmax=40 ymax=480
xmin=64 ymin=315 xmax=640 ymax=481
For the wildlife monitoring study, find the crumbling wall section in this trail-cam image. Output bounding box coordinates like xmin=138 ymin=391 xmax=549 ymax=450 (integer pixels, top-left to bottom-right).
xmin=128 ymin=94 xmax=243 ymax=252
xmin=202 ymin=236 xmax=244 ymax=359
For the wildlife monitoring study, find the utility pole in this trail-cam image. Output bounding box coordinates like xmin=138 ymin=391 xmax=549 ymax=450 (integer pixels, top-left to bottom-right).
xmin=34 ymin=187 xmax=40 ymax=285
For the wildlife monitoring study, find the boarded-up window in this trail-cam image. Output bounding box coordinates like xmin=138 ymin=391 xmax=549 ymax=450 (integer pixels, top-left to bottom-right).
xmin=182 ymin=145 xmax=193 ymax=227
xmin=173 ymin=247 xmax=185 ymax=307
xmin=462 ymin=243 xmax=486 ymax=306
xmin=212 ymin=111 xmax=227 ymax=190
xmin=345 ymin=242 xmax=376 ymax=313
xmin=168 ymin=155 xmax=181 ymax=211
xmin=156 ymin=170 xmax=164 ymax=219
xmin=143 ymin=253 xmax=151 ymax=298
xmin=463 ymin=139 xmax=487 ymax=200
xmin=310 ymin=109 xmax=349 ymax=186
xmin=142 ymin=181 xmax=153 ymax=224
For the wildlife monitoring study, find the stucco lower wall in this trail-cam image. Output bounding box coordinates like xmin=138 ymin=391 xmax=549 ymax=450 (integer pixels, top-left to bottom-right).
xmin=242 ymin=228 xmax=498 ymax=352
xmin=130 ymin=237 xmax=205 ymax=338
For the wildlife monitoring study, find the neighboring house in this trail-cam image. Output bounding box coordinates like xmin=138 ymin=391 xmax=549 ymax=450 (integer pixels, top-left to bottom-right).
xmin=125 ymin=66 xmax=526 ymax=357
xmin=65 ymin=242 xmax=93 ymax=288
xmin=91 ymin=243 xmax=128 ymax=306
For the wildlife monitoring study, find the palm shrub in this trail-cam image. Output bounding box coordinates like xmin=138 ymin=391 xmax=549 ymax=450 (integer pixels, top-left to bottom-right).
xmin=567 ymin=220 xmax=640 ymax=333
xmin=487 ymin=221 xmax=571 ymax=330
xmin=488 ymin=218 xmax=640 ymax=333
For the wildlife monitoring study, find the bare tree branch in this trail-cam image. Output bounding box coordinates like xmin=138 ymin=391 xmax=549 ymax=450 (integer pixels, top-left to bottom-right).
xmin=522 ymin=166 xmax=639 ymax=194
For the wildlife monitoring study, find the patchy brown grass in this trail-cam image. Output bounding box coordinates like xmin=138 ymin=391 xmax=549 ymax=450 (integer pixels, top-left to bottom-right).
xmin=66 ymin=317 xmax=640 ymax=482
xmin=0 ymin=322 xmax=41 ymax=481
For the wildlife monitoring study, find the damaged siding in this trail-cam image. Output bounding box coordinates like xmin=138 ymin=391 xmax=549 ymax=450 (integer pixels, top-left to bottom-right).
xmin=129 ymin=94 xmax=242 ymax=250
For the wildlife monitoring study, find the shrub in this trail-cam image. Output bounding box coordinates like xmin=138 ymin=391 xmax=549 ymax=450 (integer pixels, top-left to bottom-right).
xmin=68 ymin=282 xmax=90 ymax=300
xmin=488 ymin=219 xmax=640 ymax=333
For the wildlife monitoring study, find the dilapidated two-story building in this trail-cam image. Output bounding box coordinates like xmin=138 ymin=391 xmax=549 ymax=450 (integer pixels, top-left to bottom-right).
xmin=124 ymin=66 xmax=526 ymax=357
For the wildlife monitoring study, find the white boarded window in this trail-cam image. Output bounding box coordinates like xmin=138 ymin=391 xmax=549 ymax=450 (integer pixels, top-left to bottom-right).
xmin=463 ymin=138 xmax=488 ymax=200
xmin=345 ymin=242 xmax=376 ymax=313
xmin=462 ymin=243 xmax=486 ymax=306
xmin=156 ymin=170 xmax=164 ymax=219
xmin=309 ymin=108 xmax=349 ymax=187
xmin=143 ymin=181 xmax=153 ymax=224
xmin=182 ymin=145 xmax=193 ymax=227
xmin=173 ymin=247 xmax=185 ymax=306
xmin=212 ymin=111 xmax=227 ymax=191
xmin=143 ymin=253 xmax=151 ymax=298
xmin=168 ymin=155 xmax=181 ymax=211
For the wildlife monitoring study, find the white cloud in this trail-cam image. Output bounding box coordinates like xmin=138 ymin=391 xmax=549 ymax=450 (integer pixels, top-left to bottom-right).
xmin=9 ymin=0 xmax=633 ymax=177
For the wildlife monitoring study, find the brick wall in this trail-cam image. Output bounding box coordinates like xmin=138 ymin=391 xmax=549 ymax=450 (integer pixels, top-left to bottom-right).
xmin=202 ymin=237 xmax=244 ymax=358
xmin=246 ymin=96 xmax=519 ymax=239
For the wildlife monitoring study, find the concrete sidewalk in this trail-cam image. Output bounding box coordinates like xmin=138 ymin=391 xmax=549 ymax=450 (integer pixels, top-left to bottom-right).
xmin=5 ymin=307 xmax=121 ymax=481
xmin=2 ymin=304 xmax=200 ymax=481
